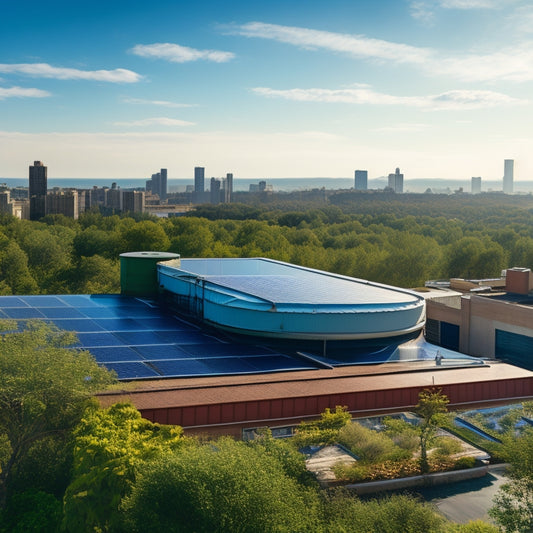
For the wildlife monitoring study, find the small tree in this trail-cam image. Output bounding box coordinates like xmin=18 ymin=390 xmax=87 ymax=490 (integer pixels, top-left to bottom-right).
xmin=63 ymin=402 xmax=186 ymax=532
xmin=0 ymin=321 xmax=115 ymax=509
xmin=415 ymin=388 xmax=449 ymax=474
xmin=489 ymin=427 xmax=533 ymax=531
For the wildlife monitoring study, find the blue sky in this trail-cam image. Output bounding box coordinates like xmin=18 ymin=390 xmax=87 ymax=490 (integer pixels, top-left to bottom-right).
xmin=1 ymin=0 xmax=532 ymax=183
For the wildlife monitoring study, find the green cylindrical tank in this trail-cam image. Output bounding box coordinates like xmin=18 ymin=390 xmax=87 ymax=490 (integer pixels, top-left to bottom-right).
xmin=120 ymin=251 xmax=180 ymax=296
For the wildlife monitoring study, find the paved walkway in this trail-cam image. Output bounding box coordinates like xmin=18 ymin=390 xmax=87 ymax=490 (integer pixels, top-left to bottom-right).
xmin=412 ymin=465 xmax=508 ymax=524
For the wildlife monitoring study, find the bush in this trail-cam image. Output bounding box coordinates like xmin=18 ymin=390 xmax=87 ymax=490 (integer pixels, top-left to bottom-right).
xmin=338 ymin=422 xmax=407 ymax=464
xmin=434 ymin=436 xmax=463 ymax=456
xmin=454 ymin=456 xmax=477 ymax=470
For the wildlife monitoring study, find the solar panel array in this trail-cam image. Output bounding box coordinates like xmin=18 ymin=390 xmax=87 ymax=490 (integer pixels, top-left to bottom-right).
xmin=0 ymin=294 xmax=317 ymax=380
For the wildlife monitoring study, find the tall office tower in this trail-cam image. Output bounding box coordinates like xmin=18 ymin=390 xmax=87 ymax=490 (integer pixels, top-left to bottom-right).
xmin=151 ymin=172 xmax=161 ymax=197
xmin=471 ymin=177 xmax=482 ymax=194
xmin=210 ymin=177 xmax=221 ymax=204
xmin=194 ymin=167 xmax=205 ymax=204
xmin=354 ymin=170 xmax=368 ymax=190
xmin=224 ymin=173 xmax=233 ymax=204
xmin=160 ymin=168 xmax=167 ymax=201
xmin=29 ymin=160 xmax=47 ymax=220
xmin=194 ymin=167 xmax=205 ymax=192
xmin=503 ymin=159 xmax=514 ymax=194
xmin=387 ymin=167 xmax=404 ymax=193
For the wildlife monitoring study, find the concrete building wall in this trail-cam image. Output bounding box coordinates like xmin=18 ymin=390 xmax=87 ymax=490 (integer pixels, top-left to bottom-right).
xmin=426 ymin=294 xmax=533 ymax=358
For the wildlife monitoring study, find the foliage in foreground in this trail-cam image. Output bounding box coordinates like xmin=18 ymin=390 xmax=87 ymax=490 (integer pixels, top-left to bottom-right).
xmin=63 ymin=402 xmax=187 ymax=533
xmin=323 ymin=490 xmax=447 ymax=533
xmin=489 ymin=427 xmax=533 ymax=532
xmin=0 ymin=321 xmax=115 ymax=509
xmin=121 ymin=437 xmax=323 ymax=533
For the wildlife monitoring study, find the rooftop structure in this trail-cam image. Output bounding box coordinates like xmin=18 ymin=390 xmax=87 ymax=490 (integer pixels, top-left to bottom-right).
xmin=425 ymin=268 xmax=533 ymax=369
xmin=156 ymin=257 xmax=426 ymax=344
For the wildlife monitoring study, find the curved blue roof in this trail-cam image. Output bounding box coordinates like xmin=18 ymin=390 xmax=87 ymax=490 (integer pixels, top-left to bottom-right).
xmin=158 ymin=258 xmax=425 ymax=341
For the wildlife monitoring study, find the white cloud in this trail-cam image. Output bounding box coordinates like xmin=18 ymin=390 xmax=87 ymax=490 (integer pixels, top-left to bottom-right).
xmin=0 ymin=63 xmax=142 ymax=83
xmin=252 ymin=86 xmax=526 ymax=110
xmin=0 ymin=86 xmax=51 ymax=99
xmin=232 ymin=22 xmax=432 ymax=64
xmin=122 ymin=97 xmax=197 ymax=108
xmin=410 ymin=2 xmax=436 ymax=24
xmin=235 ymin=21 xmax=533 ymax=83
xmin=438 ymin=45 xmax=533 ymax=82
xmin=439 ymin=0 xmax=500 ymax=8
xmin=131 ymin=43 xmax=234 ymax=63
xmin=112 ymin=117 xmax=195 ymax=127
xmin=374 ymin=123 xmax=430 ymax=132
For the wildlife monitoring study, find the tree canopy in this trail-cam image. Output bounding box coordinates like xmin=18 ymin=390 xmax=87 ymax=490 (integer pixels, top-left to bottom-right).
xmin=0 ymin=321 xmax=115 ymax=509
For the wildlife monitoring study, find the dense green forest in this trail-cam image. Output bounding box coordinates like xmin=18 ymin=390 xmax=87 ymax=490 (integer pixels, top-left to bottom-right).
xmin=1 ymin=193 xmax=533 ymax=295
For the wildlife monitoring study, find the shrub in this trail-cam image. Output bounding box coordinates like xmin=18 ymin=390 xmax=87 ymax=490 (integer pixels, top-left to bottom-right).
xmin=454 ymin=456 xmax=477 ymax=470
xmin=338 ymin=422 xmax=405 ymax=464
xmin=433 ymin=436 xmax=463 ymax=456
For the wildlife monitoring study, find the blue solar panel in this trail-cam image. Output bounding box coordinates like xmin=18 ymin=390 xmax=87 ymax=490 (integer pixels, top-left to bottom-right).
xmin=93 ymin=318 xmax=144 ymax=331
xmin=91 ymin=295 xmax=148 ymax=307
xmin=75 ymin=332 xmax=124 ymax=347
xmin=182 ymin=343 xmax=275 ymax=357
xmin=4 ymin=308 xmax=46 ymax=319
xmin=149 ymin=359 xmax=210 ymax=376
xmin=87 ymin=346 xmax=144 ymax=362
xmin=201 ymin=357 xmax=258 ymax=374
xmin=0 ymin=293 xmax=326 ymax=381
xmin=50 ymin=319 xmax=104 ymax=332
xmin=103 ymin=361 xmax=161 ymax=379
xmin=21 ymin=296 xmax=66 ymax=307
xmin=79 ymin=307 xmax=128 ymax=319
xmin=154 ymin=330 xmax=212 ymax=344
xmin=137 ymin=318 xmax=188 ymax=331
xmin=40 ymin=307 xmax=87 ymax=319
xmin=58 ymin=295 xmax=103 ymax=307
xmin=114 ymin=331 xmax=168 ymax=345
xmin=136 ymin=344 xmax=191 ymax=360
xmin=0 ymin=296 xmax=28 ymax=308
xmin=112 ymin=307 xmax=161 ymax=318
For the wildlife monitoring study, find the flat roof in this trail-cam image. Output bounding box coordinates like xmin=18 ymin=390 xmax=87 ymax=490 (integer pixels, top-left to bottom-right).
xmin=98 ymin=360 xmax=533 ymax=412
xmin=173 ymin=258 xmax=422 ymax=306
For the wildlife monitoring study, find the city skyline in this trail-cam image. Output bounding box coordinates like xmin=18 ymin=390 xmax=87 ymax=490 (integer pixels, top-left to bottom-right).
xmin=1 ymin=1 xmax=533 ymax=181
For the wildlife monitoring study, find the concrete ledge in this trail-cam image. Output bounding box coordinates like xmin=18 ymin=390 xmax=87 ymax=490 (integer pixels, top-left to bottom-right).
xmin=345 ymin=465 xmax=489 ymax=495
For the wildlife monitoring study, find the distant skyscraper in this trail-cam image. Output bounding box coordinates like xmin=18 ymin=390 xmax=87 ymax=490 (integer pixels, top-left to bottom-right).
xmin=471 ymin=177 xmax=481 ymax=194
xmin=146 ymin=168 xmax=167 ymax=201
xmin=194 ymin=167 xmax=205 ymax=192
xmin=503 ymin=159 xmax=514 ymax=194
xmin=387 ymin=167 xmax=404 ymax=193
xmin=160 ymin=168 xmax=167 ymax=201
xmin=210 ymin=177 xmax=221 ymax=204
xmin=354 ymin=170 xmax=368 ymax=190
xmin=194 ymin=167 xmax=206 ymax=204
xmin=29 ymin=160 xmax=47 ymax=220
xmin=225 ymin=173 xmax=233 ymax=203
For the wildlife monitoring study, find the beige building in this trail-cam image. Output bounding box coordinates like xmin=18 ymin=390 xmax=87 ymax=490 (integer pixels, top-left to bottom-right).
xmin=425 ymin=268 xmax=533 ymax=368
